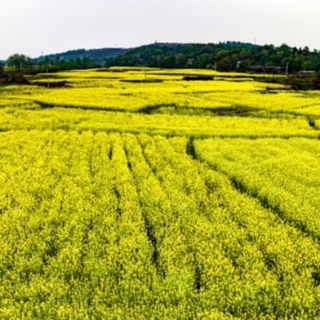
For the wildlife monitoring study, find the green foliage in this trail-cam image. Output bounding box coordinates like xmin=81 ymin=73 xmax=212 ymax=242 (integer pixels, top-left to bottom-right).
xmin=218 ymin=58 xmax=233 ymax=72
xmin=0 ymin=61 xmax=4 ymax=77
xmin=107 ymin=42 xmax=320 ymax=73
xmin=4 ymin=42 xmax=320 ymax=77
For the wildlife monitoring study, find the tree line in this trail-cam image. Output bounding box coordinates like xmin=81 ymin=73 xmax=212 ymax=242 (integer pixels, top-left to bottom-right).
xmin=0 ymin=54 xmax=101 ymax=84
xmin=4 ymin=54 xmax=97 ymax=73
xmin=2 ymin=42 xmax=320 ymax=83
xmin=106 ymin=42 xmax=320 ymax=73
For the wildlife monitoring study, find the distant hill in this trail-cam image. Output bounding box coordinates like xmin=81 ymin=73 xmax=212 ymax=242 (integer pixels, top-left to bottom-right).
xmin=106 ymin=41 xmax=261 ymax=70
xmin=105 ymin=41 xmax=320 ymax=73
xmin=5 ymin=41 xmax=320 ymax=74
xmin=38 ymin=47 xmax=130 ymax=62
xmin=37 ymin=41 xmax=257 ymax=65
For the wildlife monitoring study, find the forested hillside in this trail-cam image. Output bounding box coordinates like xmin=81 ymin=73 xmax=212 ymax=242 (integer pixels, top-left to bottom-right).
xmin=106 ymin=42 xmax=320 ymax=73
xmin=3 ymin=42 xmax=320 ymax=77
xmin=39 ymin=47 xmax=130 ymax=63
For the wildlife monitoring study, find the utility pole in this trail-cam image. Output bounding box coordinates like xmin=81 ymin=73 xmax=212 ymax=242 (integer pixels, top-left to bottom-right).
xmin=42 ymin=51 xmax=50 ymax=89
xmin=286 ymin=62 xmax=289 ymax=77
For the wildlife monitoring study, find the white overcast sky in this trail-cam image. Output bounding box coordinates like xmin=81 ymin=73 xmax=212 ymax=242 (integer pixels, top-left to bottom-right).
xmin=1 ymin=0 xmax=319 ymax=59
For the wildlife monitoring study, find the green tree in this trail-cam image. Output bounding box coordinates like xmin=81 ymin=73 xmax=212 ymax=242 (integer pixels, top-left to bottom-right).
xmin=82 ymin=56 xmax=90 ymax=68
xmin=195 ymin=54 xmax=210 ymax=69
xmin=0 ymin=61 xmax=4 ymax=76
xmin=25 ymin=57 xmax=34 ymax=74
xmin=218 ymin=58 xmax=232 ymax=72
xmin=278 ymin=44 xmax=292 ymax=56
xmin=161 ymin=56 xmax=176 ymax=68
xmin=237 ymin=59 xmax=250 ymax=72
xmin=302 ymin=60 xmax=313 ymax=71
xmin=7 ymin=54 xmax=28 ymax=72
xmin=302 ymin=46 xmax=310 ymax=55
xmin=215 ymin=50 xmax=228 ymax=61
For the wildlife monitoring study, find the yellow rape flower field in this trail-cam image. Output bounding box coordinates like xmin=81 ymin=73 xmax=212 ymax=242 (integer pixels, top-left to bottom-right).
xmin=1 ymin=68 xmax=320 ymax=319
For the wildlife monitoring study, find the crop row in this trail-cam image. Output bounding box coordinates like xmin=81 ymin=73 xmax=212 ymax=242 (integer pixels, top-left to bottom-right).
xmin=0 ymin=131 xmax=320 ymax=318
xmin=4 ymin=68 xmax=320 ymax=116
xmin=194 ymin=137 xmax=320 ymax=243
xmin=0 ymin=107 xmax=317 ymax=139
